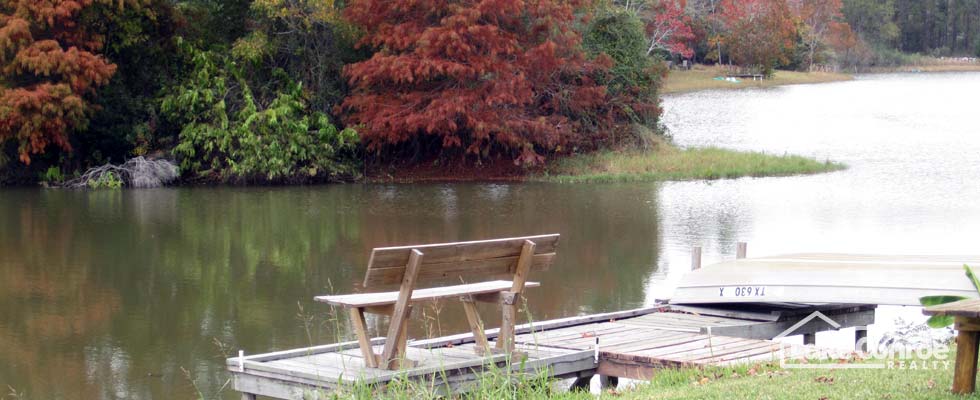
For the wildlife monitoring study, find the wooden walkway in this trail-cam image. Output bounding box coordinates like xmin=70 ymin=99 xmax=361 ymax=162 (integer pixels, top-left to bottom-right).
xmin=228 ymin=303 xmax=874 ymax=399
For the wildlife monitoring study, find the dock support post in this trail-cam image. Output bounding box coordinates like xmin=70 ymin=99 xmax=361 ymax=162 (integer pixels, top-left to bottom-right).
xmin=803 ymin=333 xmax=816 ymax=345
xmin=241 ymin=393 xmax=257 ymax=400
xmin=599 ymin=375 xmax=619 ymax=389
xmin=736 ymin=242 xmax=747 ymax=259
xmin=691 ymin=247 xmax=702 ymax=270
xmin=855 ymin=326 xmax=868 ymax=352
xmin=570 ymin=374 xmax=594 ymax=391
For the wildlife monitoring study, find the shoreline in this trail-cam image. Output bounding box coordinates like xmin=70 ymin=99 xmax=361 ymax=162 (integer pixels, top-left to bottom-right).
xmin=662 ymin=65 xmax=853 ymax=95
xmin=663 ymin=63 xmax=980 ymax=95
xmin=531 ymin=144 xmax=845 ymax=183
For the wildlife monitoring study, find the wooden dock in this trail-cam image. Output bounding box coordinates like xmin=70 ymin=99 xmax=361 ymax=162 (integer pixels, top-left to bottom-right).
xmin=227 ymin=303 xmax=875 ymax=399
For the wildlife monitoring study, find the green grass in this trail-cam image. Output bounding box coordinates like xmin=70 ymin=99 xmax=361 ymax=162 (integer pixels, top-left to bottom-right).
xmin=534 ymin=146 xmax=845 ymax=183
xmin=618 ymin=355 xmax=974 ymax=400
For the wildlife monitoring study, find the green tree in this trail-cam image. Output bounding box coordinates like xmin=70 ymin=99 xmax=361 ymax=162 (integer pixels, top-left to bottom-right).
xmin=78 ymin=0 xmax=183 ymax=165
xmin=583 ymin=10 xmax=665 ymax=129
xmin=841 ymin=0 xmax=899 ymax=48
xmin=231 ymin=0 xmax=363 ymax=115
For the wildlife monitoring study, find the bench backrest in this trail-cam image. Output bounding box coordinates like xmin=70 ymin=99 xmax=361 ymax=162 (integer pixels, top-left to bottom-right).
xmin=363 ymin=234 xmax=560 ymax=287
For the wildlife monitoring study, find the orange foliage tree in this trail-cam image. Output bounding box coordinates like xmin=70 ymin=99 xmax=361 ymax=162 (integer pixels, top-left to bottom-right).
xmin=0 ymin=0 xmax=118 ymax=164
xmin=341 ymin=0 xmax=616 ymax=165
xmin=719 ymin=0 xmax=798 ymax=76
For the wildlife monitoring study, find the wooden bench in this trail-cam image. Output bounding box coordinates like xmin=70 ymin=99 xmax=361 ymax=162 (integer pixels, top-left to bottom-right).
xmin=924 ymin=299 xmax=980 ymax=394
xmin=315 ymin=234 xmax=560 ymax=370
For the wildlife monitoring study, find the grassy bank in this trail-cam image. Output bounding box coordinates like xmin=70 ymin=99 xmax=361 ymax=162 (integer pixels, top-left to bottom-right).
xmin=534 ymin=145 xmax=844 ymax=183
xmin=663 ymin=65 xmax=853 ymax=94
xmin=616 ymin=355 xmax=968 ymax=400
xmin=866 ymin=63 xmax=980 ymax=73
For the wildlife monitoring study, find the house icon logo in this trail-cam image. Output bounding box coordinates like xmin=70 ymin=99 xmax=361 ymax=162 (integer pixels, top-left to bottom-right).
xmin=775 ymin=311 xmax=885 ymax=369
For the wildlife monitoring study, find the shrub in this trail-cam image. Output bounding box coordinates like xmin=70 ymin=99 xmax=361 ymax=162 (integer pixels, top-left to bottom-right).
xmin=39 ymin=166 xmax=64 ymax=184
xmin=161 ymin=42 xmax=359 ymax=183
xmin=87 ymin=171 xmax=124 ymax=189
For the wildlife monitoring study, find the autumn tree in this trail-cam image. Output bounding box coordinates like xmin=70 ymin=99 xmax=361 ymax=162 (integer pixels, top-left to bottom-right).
xmin=719 ymin=0 xmax=798 ymax=76
xmin=789 ymin=0 xmax=856 ymax=69
xmin=0 ymin=0 xmax=120 ymax=164
xmin=341 ymin=0 xmax=616 ymax=166
xmin=641 ymin=0 xmax=696 ymax=58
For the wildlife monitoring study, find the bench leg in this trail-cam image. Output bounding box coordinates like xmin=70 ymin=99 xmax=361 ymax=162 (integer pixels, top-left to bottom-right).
xmin=349 ymin=307 xmax=378 ymax=368
xmin=498 ymin=240 xmax=536 ymax=355
xmin=396 ymin=306 xmax=412 ymax=366
xmin=381 ymin=249 xmax=424 ymax=370
xmin=953 ymin=327 xmax=980 ymax=394
xmin=498 ymin=298 xmax=518 ymax=353
xmin=461 ymin=297 xmax=491 ymax=354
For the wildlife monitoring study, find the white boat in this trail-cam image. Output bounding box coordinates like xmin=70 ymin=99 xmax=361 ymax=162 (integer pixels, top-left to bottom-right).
xmin=669 ymin=253 xmax=980 ymax=306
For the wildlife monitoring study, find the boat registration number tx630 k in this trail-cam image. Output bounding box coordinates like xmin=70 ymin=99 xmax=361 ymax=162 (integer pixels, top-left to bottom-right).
xmin=719 ymin=286 xmax=767 ymax=297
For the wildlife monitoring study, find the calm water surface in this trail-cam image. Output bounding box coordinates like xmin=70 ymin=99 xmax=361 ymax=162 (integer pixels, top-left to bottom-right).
xmin=2 ymin=72 xmax=979 ymax=399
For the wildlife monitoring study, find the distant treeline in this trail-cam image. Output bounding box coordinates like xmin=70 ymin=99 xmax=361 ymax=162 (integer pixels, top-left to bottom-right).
xmin=1 ymin=0 xmax=976 ymax=186
xmin=859 ymin=0 xmax=980 ymax=56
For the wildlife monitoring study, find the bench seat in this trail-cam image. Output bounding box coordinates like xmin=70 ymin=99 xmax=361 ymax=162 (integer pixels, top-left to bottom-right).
xmin=315 ymin=280 xmax=540 ymax=308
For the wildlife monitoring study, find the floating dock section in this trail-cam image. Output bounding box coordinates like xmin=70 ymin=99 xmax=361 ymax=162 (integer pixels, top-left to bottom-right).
xmin=228 ymin=303 xmax=874 ymax=399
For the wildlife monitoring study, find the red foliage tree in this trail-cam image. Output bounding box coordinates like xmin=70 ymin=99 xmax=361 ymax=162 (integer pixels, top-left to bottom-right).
xmin=0 ymin=0 xmax=118 ymax=164
xmin=642 ymin=0 xmax=696 ymax=58
xmin=719 ymin=0 xmax=798 ymax=76
xmin=341 ymin=0 xmax=615 ymax=165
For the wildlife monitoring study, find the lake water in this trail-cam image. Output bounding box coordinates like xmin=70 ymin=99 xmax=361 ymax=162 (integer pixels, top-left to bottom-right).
xmin=2 ymin=72 xmax=979 ymax=399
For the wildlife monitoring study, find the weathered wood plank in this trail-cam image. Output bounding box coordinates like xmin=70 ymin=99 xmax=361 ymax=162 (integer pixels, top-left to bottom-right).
xmin=366 ymin=234 xmax=559 ymax=269
xmin=693 ymin=343 xmax=787 ymax=364
xmin=410 ymin=306 xmax=664 ymax=349
xmin=667 ymin=340 xmax=781 ymax=363
xmin=317 ymin=280 xmax=541 ymax=307
xmin=603 ymin=332 xmax=705 ymax=353
xmin=635 ymin=336 xmax=748 ymax=358
xmin=925 ymin=299 xmax=980 ymax=318
xmin=228 ymin=337 xmax=387 ymax=365
xmin=364 ymin=254 xmax=556 ymax=287
xmin=232 ymin=372 xmax=334 ymax=400
xmin=597 ymin=351 xmax=693 ymax=379
xmin=587 ymin=330 xmax=696 ymax=350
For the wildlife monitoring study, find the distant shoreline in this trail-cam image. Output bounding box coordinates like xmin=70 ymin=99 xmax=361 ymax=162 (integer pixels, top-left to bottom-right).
xmin=663 ymin=63 xmax=980 ymax=95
